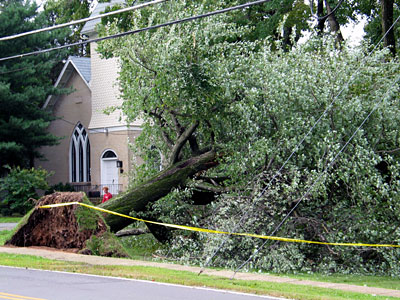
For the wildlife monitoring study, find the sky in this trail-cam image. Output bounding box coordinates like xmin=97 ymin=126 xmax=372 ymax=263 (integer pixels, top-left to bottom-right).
xmin=35 ymin=0 xmax=366 ymax=47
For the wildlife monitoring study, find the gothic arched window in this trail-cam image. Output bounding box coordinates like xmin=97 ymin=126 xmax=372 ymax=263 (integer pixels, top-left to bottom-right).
xmin=70 ymin=122 xmax=91 ymax=182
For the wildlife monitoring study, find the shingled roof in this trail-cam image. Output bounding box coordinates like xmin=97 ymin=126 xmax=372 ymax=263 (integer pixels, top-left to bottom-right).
xmin=43 ymin=56 xmax=91 ymax=109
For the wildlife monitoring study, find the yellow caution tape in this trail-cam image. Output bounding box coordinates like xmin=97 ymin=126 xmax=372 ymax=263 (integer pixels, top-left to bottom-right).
xmin=39 ymin=202 xmax=400 ymax=248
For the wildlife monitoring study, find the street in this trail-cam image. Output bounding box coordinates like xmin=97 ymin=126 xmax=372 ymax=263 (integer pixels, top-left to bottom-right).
xmin=0 ymin=266 xmax=284 ymax=300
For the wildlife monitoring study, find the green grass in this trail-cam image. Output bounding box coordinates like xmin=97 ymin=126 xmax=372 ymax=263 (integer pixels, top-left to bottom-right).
xmin=0 ymin=217 xmax=21 ymax=223
xmin=0 ymin=252 xmax=398 ymax=300
xmin=272 ymin=272 xmax=400 ymax=291
xmin=0 ymin=230 xmax=13 ymax=245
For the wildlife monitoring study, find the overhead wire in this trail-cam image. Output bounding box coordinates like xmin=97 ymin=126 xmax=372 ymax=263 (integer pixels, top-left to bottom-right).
xmin=0 ymin=65 xmax=34 ymax=75
xmin=228 ymin=14 xmax=400 ymax=277
xmin=0 ymin=0 xmax=274 ymax=62
xmin=59 ymin=118 xmax=136 ymax=136
xmin=309 ymin=0 xmax=345 ymax=21
xmin=0 ymin=0 xmax=167 ymax=42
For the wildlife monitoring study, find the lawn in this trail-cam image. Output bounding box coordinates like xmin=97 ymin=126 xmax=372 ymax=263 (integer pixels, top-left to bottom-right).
xmin=0 ymin=252 xmax=398 ymax=300
xmin=0 ymin=217 xmax=21 ymax=223
xmin=1 ymin=225 xmax=399 ymax=300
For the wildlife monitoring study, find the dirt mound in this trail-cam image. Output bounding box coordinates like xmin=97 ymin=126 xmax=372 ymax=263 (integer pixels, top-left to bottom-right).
xmin=6 ymin=192 xmax=107 ymax=251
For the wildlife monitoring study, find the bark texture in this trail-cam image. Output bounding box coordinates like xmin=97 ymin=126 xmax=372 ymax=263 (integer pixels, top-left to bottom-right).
xmin=100 ymin=149 xmax=217 ymax=232
xmin=380 ymin=0 xmax=396 ymax=56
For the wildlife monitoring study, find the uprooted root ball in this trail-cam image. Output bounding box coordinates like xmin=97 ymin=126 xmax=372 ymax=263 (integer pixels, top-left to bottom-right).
xmin=5 ymin=192 xmax=128 ymax=257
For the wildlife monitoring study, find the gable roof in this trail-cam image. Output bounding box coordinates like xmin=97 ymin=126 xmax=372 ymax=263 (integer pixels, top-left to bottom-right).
xmin=81 ymin=0 xmax=125 ymax=35
xmin=43 ymin=56 xmax=91 ymax=109
xmin=70 ymin=56 xmax=91 ymax=83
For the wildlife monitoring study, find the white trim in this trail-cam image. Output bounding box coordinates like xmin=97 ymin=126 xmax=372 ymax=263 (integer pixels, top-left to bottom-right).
xmin=43 ymin=60 xmax=71 ymax=109
xmin=43 ymin=58 xmax=91 ymax=109
xmin=69 ymin=59 xmax=91 ymax=90
xmin=70 ymin=123 xmax=90 ymax=182
xmin=101 ymin=149 xmax=119 ymax=193
xmin=89 ymin=125 xmax=142 ymax=133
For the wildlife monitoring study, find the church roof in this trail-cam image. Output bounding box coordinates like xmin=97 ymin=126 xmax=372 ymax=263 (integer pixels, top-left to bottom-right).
xmin=43 ymin=56 xmax=91 ymax=109
xmin=70 ymin=56 xmax=91 ymax=83
xmin=81 ymin=0 xmax=125 ymax=35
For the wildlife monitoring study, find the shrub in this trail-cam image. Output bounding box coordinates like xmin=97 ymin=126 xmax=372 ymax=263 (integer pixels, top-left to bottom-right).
xmin=45 ymin=182 xmax=75 ymax=195
xmin=0 ymin=167 xmax=50 ymax=216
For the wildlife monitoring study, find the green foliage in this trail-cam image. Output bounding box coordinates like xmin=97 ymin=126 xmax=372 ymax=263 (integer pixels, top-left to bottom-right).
xmin=158 ymin=38 xmax=400 ymax=274
xmin=43 ymin=0 xmax=94 ymax=56
xmin=0 ymin=167 xmax=50 ymax=216
xmin=45 ymin=182 xmax=75 ymax=195
xmin=75 ymin=205 xmax=98 ymax=232
xmin=0 ymin=0 xmax=69 ymax=170
xmin=99 ymin=0 xmax=400 ymax=274
xmin=120 ymin=232 xmax=165 ymax=260
xmin=84 ymin=232 xmax=130 ymax=257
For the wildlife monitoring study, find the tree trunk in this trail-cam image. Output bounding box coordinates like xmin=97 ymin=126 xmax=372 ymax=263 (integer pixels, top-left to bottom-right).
xmin=380 ymin=0 xmax=396 ymax=56
xmin=324 ymin=0 xmax=344 ymax=45
xmin=100 ymin=149 xmax=217 ymax=232
xmin=317 ymin=0 xmax=326 ymax=34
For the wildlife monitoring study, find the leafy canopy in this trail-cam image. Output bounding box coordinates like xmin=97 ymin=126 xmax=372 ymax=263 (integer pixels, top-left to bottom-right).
xmin=98 ymin=0 xmax=400 ymax=274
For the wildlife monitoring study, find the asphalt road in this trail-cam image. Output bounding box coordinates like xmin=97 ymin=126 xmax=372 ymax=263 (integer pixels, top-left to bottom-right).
xmin=0 ymin=266 xmax=284 ymax=300
xmin=0 ymin=223 xmax=17 ymax=231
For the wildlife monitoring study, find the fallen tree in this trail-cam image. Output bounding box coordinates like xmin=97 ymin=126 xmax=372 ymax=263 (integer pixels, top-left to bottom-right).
xmin=100 ymin=149 xmax=218 ymax=233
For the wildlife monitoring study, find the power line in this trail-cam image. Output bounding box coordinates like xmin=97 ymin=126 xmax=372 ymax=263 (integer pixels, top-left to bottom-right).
xmin=0 ymin=0 xmax=273 ymax=62
xmin=0 ymin=0 xmax=167 ymax=42
xmin=200 ymin=12 xmax=400 ymax=275
xmin=0 ymin=65 xmax=33 ymax=75
xmin=59 ymin=118 xmax=135 ymax=136
xmin=309 ymin=0 xmax=345 ymax=21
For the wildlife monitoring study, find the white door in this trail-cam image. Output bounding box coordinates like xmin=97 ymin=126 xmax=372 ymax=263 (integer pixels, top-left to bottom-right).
xmin=101 ymin=159 xmax=119 ymax=195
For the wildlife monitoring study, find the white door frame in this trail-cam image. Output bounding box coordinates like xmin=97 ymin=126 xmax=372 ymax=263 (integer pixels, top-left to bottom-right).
xmin=100 ymin=149 xmax=119 ymax=194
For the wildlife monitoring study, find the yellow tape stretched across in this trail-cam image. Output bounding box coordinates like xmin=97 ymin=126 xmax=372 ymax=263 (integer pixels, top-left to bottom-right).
xmin=39 ymin=202 xmax=400 ymax=248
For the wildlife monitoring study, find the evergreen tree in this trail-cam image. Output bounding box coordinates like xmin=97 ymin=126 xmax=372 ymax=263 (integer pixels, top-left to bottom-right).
xmin=0 ymin=0 xmax=69 ymax=171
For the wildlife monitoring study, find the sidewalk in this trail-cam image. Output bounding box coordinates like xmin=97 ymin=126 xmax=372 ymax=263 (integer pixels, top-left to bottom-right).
xmin=1 ymin=246 xmax=399 ymax=298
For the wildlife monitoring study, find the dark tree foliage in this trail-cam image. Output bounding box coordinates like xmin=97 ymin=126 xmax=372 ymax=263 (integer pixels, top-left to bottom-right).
xmin=0 ymin=0 xmax=69 ymax=171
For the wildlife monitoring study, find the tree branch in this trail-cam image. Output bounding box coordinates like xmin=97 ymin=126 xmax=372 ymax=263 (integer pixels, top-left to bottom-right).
xmin=115 ymin=228 xmax=150 ymax=237
xmin=193 ymin=182 xmax=231 ymax=193
xmin=128 ymin=51 xmax=157 ymax=75
xmin=147 ymin=110 xmax=174 ymax=150
xmin=169 ymin=121 xmax=200 ymax=164
xmin=168 ymin=110 xmax=184 ymax=136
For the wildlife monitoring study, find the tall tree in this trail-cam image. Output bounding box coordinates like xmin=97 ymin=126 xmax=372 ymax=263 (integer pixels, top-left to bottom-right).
xmin=0 ymin=0 xmax=69 ymax=171
xmin=95 ymin=1 xmax=400 ymax=275
xmin=43 ymin=0 xmax=94 ymax=56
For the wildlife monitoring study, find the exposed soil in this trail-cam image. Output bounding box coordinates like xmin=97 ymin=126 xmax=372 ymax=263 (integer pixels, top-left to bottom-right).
xmin=5 ymin=192 xmax=107 ymax=252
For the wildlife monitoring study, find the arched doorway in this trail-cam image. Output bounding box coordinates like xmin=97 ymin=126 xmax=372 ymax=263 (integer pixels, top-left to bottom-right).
xmin=101 ymin=149 xmax=119 ymax=195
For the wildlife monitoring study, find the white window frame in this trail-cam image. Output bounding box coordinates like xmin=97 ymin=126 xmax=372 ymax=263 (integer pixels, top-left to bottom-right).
xmin=69 ymin=122 xmax=90 ymax=182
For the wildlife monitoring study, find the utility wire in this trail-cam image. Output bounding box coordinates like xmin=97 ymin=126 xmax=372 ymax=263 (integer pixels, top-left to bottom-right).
xmin=229 ymin=15 xmax=400 ymax=277
xmin=0 ymin=65 xmax=33 ymax=75
xmin=232 ymin=73 xmax=400 ymax=278
xmin=59 ymin=117 xmax=135 ymax=135
xmin=200 ymin=12 xmax=400 ymax=276
xmin=0 ymin=0 xmax=273 ymax=62
xmin=309 ymin=0 xmax=345 ymax=21
xmin=0 ymin=0 xmax=167 ymax=42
